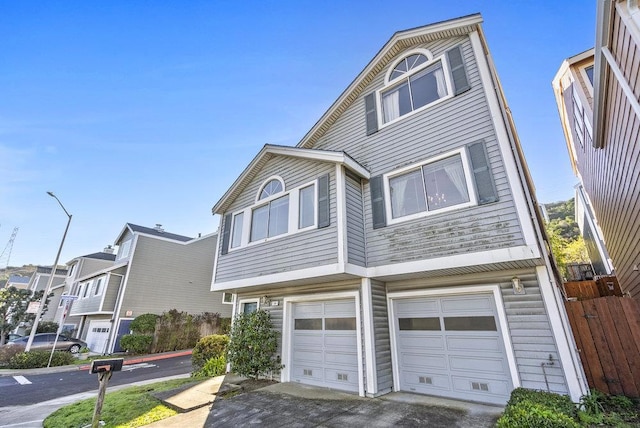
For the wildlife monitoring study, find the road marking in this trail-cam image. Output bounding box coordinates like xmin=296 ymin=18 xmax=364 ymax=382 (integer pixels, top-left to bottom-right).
xmin=13 ymin=376 xmax=32 ymax=385
xmin=120 ymin=363 xmax=156 ymax=372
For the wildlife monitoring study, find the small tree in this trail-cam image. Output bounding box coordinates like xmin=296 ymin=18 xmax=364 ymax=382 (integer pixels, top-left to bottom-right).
xmin=227 ymin=310 xmax=281 ymax=379
xmin=0 ymin=287 xmax=50 ymax=345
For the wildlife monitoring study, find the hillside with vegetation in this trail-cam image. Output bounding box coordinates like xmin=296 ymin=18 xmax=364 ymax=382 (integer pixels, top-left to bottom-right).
xmin=0 ymin=265 xmax=37 ymax=288
xmin=544 ymin=198 xmax=589 ymax=278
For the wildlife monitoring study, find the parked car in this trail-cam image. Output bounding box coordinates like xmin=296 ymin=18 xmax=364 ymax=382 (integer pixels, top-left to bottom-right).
xmin=6 ymin=333 xmax=87 ymax=353
xmin=7 ymin=333 xmax=22 ymax=341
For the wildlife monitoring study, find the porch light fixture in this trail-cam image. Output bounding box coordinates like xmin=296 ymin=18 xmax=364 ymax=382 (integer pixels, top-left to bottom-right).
xmin=511 ymin=277 xmax=525 ymax=295
xmin=260 ymin=295 xmax=271 ymax=305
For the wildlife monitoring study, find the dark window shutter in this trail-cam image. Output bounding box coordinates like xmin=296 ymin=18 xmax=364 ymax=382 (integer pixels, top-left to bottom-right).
xmin=220 ymin=213 xmax=232 ymax=255
xmin=317 ymin=173 xmax=330 ymax=228
xmin=468 ymin=142 xmax=498 ymax=205
xmin=364 ymin=92 xmax=378 ymax=135
xmin=370 ymin=175 xmax=387 ymax=229
xmin=446 ymin=45 xmax=471 ymax=95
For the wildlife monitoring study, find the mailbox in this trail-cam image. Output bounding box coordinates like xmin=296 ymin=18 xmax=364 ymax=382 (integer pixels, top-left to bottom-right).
xmin=90 ymin=358 xmax=124 ymax=374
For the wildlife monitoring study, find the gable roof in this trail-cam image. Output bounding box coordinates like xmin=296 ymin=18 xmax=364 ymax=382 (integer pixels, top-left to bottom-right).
xmin=296 ymin=13 xmax=482 ymax=150
xmin=115 ymin=223 xmax=193 ymax=244
xmin=81 ymin=252 xmax=117 ymax=261
xmin=212 ymin=144 xmax=370 ymax=214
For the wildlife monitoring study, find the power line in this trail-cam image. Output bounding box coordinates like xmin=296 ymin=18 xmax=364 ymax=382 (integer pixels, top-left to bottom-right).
xmin=0 ymin=227 xmax=19 ymax=269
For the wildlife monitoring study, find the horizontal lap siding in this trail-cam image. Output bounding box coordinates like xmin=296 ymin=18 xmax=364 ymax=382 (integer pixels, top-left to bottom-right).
xmin=501 ymin=277 xmax=568 ymax=394
xmin=346 ymin=174 xmax=366 ymax=266
xmin=79 ymin=258 xmax=114 ymax=277
xmin=102 ymin=275 xmax=122 ymax=312
xmin=69 ymin=292 xmax=102 ymax=314
xmin=216 ymin=158 xmax=338 ymax=282
xmin=312 ymin=36 xmax=525 ymax=267
xmin=371 ymin=280 xmax=393 ymax=391
xmin=123 ymin=235 xmax=231 ymax=318
xmin=576 ymin=10 xmax=640 ymax=299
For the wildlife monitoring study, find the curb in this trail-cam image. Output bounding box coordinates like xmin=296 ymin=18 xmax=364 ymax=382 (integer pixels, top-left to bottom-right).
xmin=78 ymin=350 xmax=193 ymax=371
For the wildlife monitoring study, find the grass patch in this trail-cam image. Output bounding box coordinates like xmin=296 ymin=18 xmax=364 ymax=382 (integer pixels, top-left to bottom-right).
xmin=44 ymin=378 xmax=197 ymax=428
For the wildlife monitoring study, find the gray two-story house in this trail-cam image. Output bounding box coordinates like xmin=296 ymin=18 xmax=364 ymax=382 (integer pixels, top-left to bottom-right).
xmin=67 ymin=223 xmax=232 ymax=354
xmin=211 ymin=14 xmax=588 ymax=405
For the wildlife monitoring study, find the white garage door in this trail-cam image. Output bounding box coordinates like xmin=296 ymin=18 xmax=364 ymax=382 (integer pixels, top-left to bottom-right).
xmin=394 ymin=294 xmax=513 ymax=405
xmin=290 ymin=299 xmax=359 ymax=392
xmin=86 ymin=320 xmax=111 ymax=354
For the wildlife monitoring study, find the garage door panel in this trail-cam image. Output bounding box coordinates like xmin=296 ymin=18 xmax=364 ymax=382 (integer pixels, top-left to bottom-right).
xmin=293 ymin=332 xmax=324 ymax=346
xmin=325 ymin=350 xmax=358 ymax=365
xmin=451 ymin=375 xmax=511 ymax=397
xmin=294 ymin=302 xmax=323 ymax=317
xmin=324 ymin=300 xmax=356 ymax=316
xmin=395 ymin=299 xmax=439 ymax=315
xmin=449 ymin=355 xmax=507 ymax=373
xmin=398 ymin=333 xmax=445 ymax=350
xmin=324 ymin=333 xmax=356 ymax=348
xmin=447 ymin=335 xmax=501 ymax=352
xmin=441 ymin=296 xmax=493 ymax=313
xmin=324 ymin=368 xmax=359 ymax=388
xmin=402 ymin=370 xmax=451 ymax=392
xmin=291 ymin=366 xmax=324 ymax=382
xmin=293 ymin=348 xmax=324 ymax=363
xmin=401 ymin=352 xmax=448 ymax=369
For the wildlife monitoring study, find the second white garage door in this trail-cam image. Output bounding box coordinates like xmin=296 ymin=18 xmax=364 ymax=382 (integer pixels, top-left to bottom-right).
xmin=393 ymin=293 xmax=513 ymax=405
xmin=290 ymin=299 xmax=359 ymax=392
xmin=86 ymin=320 xmax=111 ymax=354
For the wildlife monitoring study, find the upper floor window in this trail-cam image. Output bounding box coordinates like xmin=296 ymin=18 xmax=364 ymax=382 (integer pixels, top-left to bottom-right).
xmin=364 ymin=45 xmax=470 ymax=136
xmin=67 ymin=263 xmax=76 ymax=277
xmin=117 ymin=239 xmax=132 ymax=260
xmin=259 ymin=178 xmax=283 ymax=200
xmin=380 ymin=50 xmax=451 ymax=125
xmin=383 ymin=148 xmax=477 ymax=224
xmin=584 ymin=65 xmax=594 ymax=86
xmin=93 ymin=277 xmax=104 ymax=296
xmin=224 ymin=174 xmax=327 ymax=252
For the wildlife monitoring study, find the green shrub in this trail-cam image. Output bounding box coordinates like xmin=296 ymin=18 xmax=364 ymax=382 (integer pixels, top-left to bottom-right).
xmin=578 ymin=390 xmax=638 ymax=426
xmin=154 ymin=310 xmax=201 ymax=352
xmin=130 ymin=313 xmax=159 ymax=334
xmin=192 ymin=334 xmax=229 ymax=372
xmin=227 ymin=310 xmax=281 ymax=379
xmin=8 ymin=350 xmax=75 ymax=369
xmin=193 ymin=355 xmax=226 ymax=378
xmin=506 ymin=387 xmax=577 ymax=418
xmin=497 ymin=401 xmax=580 ymax=428
xmin=218 ymin=318 xmax=231 ymax=335
xmin=119 ymin=334 xmax=153 ymax=354
xmin=35 ymin=321 xmax=59 ymax=334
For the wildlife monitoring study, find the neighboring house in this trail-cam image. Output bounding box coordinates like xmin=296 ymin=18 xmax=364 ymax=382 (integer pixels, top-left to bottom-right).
xmin=25 ymin=266 xmax=68 ymax=324
xmin=52 ymin=248 xmax=117 ymax=337
xmin=5 ymin=274 xmax=30 ymax=290
xmin=552 ymin=0 xmax=640 ymax=299
xmin=211 ymin=14 xmax=588 ymax=405
xmin=574 ymin=184 xmax=614 ymax=276
xmin=67 ymin=223 xmax=232 ymax=354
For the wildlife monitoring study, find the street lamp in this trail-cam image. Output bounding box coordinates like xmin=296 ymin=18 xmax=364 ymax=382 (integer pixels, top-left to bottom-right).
xmin=25 ymin=192 xmax=72 ymax=352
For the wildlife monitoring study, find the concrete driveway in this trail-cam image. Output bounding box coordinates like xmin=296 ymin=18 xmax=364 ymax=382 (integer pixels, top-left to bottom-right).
xmin=206 ymin=382 xmax=502 ymax=427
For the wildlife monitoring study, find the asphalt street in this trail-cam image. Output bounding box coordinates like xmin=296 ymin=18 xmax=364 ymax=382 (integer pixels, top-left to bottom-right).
xmin=0 ymin=354 xmax=193 ymax=427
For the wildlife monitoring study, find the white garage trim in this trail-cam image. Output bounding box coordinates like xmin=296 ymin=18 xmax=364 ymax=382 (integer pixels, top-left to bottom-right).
xmin=283 ymin=290 xmax=364 ymax=396
xmin=387 ymin=285 xmax=520 ymax=394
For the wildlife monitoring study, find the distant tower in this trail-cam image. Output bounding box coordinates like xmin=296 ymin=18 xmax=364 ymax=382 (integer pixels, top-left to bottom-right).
xmin=0 ymin=227 xmax=19 ymax=269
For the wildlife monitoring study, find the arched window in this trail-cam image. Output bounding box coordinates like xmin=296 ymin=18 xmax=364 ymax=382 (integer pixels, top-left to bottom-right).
xmin=381 ymin=49 xmax=449 ymax=124
xmin=258 ymin=178 xmax=284 ymax=200
xmin=252 ymin=177 xmax=289 ymax=241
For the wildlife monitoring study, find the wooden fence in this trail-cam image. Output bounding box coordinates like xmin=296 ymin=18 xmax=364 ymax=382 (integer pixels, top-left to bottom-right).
xmin=565 ymin=296 xmax=640 ymax=396
xmin=564 ymin=276 xmax=623 ymax=300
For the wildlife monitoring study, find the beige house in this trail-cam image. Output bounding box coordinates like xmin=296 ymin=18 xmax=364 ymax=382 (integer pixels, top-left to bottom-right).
xmin=552 ymin=0 xmax=640 ymax=300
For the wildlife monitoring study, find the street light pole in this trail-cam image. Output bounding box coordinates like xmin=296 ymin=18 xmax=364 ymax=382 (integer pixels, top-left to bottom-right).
xmin=25 ymin=192 xmax=72 ymax=353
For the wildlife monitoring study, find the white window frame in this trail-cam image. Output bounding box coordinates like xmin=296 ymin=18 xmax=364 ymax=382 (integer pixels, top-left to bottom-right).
xmin=222 ymin=292 xmax=234 ymax=305
xmin=81 ymin=280 xmax=93 ymax=299
xmin=377 ymin=48 xmax=454 ymax=129
xmin=383 ymin=148 xmax=477 ymax=225
xmin=67 ymin=263 xmax=76 ymax=277
xmin=227 ymin=177 xmax=319 ymax=251
xmin=117 ymin=239 xmax=132 ymax=260
xmin=579 ymin=64 xmax=595 ymax=97
xmin=255 ymin=176 xmax=286 ymax=203
xmin=238 ymin=298 xmax=260 ymax=314
xmin=93 ymin=277 xmax=105 ymax=297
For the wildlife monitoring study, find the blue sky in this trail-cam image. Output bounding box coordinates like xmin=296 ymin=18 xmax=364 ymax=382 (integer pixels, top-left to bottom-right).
xmin=1 ymin=1 xmax=595 ymax=267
